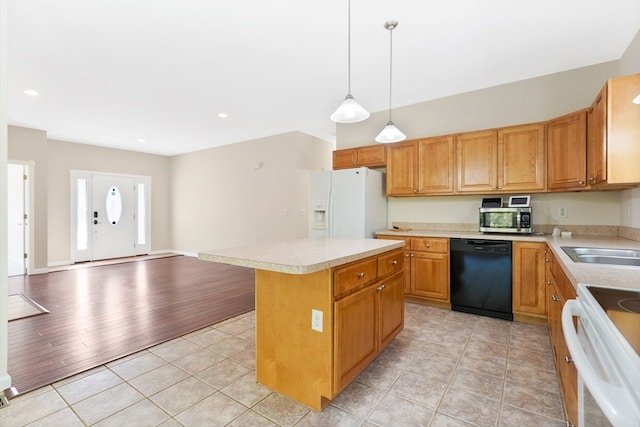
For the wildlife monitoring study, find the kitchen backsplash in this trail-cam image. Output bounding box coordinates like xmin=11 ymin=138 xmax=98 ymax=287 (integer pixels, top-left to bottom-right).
xmin=391 ymin=222 xmax=640 ymax=241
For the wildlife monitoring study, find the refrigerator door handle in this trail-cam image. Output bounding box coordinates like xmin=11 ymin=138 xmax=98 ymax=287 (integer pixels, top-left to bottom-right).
xmin=327 ymin=183 xmax=334 ymax=237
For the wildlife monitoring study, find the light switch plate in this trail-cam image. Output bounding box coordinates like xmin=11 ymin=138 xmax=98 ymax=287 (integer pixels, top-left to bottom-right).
xmin=311 ymin=309 xmax=323 ymax=332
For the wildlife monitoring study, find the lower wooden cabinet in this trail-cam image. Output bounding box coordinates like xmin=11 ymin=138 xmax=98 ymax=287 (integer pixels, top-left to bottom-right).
xmin=512 ymin=241 xmax=547 ymax=321
xmin=377 ymin=235 xmax=450 ymax=306
xmin=545 ymin=246 xmax=578 ymax=427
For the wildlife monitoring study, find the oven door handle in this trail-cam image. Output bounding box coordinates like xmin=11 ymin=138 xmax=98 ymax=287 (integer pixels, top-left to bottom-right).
xmin=562 ymin=299 xmax=638 ymax=427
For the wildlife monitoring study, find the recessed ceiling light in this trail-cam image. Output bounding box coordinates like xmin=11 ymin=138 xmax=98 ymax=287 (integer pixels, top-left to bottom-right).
xmin=24 ymin=89 xmax=39 ymax=96
xmin=633 ymin=94 xmax=640 ymax=104
xmin=137 ymin=138 xmax=146 ymax=143
xmin=218 ymin=113 xmax=228 ymax=118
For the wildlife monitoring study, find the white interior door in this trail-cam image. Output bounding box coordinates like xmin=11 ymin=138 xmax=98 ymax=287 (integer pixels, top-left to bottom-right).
xmin=7 ymin=163 xmax=26 ymax=276
xmin=91 ymin=175 xmax=135 ymax=260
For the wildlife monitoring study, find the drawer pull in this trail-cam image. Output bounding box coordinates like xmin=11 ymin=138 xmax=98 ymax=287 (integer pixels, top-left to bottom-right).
xmin=357 ymin=272 xmax=365 ymax=279
xmin=377 ymin=284 xmax=385 ymax=291
xmin=391 ymin=260 xmax=398 ymax=265
xmin=425 ymin=244 xmax=430 ymax=248
xmin=547 ymin=281 xmax=552 ymax=286
xmin=564 ymin=355 xmax=573 ymax=364
xmin=552 ymin=295 xmax=560 ymax=302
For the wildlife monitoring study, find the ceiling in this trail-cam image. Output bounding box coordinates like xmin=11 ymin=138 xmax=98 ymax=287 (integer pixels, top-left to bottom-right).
xmin=6 ymin=1 xmax=639 ymax=156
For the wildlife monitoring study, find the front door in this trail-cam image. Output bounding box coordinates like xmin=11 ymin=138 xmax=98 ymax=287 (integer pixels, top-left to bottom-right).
xmin=91 ymin=175 xmax=135 ymax=260
xmin=7 ymin=163 xmax=27 ymax=275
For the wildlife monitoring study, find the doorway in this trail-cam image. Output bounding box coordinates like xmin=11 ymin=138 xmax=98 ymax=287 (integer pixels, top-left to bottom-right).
xmin=71 ymin=171 xmax=151 ymax=263
xmin=7 ymin=162 xmax=31 ymax=276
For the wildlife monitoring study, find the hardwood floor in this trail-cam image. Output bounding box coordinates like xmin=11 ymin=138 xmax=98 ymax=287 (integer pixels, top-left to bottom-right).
xmin=6 ymin=255 xmax=255 ymax=396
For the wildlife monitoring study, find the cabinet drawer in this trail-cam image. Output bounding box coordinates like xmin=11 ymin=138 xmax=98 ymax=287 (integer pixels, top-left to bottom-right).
xmin=334 ymin=258 xmax=378 ymax=298
xmin=377 ymin=249 xmax=404 ymax=277
xmin=410 ymin=238 xmax=448 ymax=253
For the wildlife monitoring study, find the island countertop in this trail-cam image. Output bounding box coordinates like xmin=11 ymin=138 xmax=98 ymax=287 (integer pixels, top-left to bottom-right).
xmin=198 ymin=237 xmax=405 ymax=275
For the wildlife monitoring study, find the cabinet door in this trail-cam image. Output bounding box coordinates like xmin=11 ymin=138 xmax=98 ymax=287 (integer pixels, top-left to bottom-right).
xmin=587 ymin=86 xmax=607 ymax=185
xmin=456 ymin=130 xmax=497 ymax=193
xmin=411 ymin=252 xmax=449 ymax=301
xmin=357 ymin=145 xmax=386 ymax=167
xmin=498 ymin=123 xmax=546 ymax=192
xmin=606 ymin=73 xmax=640 ymax=184
xmin=417 ymin=136 xmax=455 ymax=194
xmin=333 ymin=148 xmax=358 ymax=170
xmin=386 ymin=141 xmax=418 ymax=195
xmin=512 ymin=242 xmax=546 ymax=317
xmin=334 ymin=286 xmax=378 ymax=394
xmin=378 ymin=272 xmax=404 ymax=349
xmin=547 ymin=111 xmax=587 ymax=190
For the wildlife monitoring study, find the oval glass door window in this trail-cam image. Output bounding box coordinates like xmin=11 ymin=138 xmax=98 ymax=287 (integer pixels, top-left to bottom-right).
xmin=105 ymin=186 xmax=123 ymax=226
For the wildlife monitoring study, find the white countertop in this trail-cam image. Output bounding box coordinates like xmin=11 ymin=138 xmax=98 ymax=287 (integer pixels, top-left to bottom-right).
xmin=198 ymin=237 xmax=405 ymax=275
xmin=378 ymin=230 xmax=640 ymax=291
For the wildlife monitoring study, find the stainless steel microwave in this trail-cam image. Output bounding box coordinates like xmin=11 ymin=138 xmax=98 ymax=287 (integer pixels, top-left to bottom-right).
xmin=479 ymin=207 xmax=532 ymax=234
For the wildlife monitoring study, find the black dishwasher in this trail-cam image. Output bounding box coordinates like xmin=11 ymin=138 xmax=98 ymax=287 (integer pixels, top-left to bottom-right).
xmin=450 ymin=238 xmax=513 ymax=320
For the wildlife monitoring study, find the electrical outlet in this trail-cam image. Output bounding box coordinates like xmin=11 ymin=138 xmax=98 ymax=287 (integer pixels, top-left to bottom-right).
xmin=558 ymin=207 xmax=567 ymax=218
xmin=311 ymin=309 xmax=323 ymax=332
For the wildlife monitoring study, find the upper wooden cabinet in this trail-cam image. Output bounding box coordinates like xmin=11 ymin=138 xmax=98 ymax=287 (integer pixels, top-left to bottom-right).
xmin=547 ymin=110 xmax=587 ymax=191
xmin=587 ymin=73 xmax=640 ymax=186
xmin=386 ymin=136 xmax=455 ymax=196
xmin=456 ymin=123 xmax=546 ymax=194
xmin=333 ymin=145 xmax=386 ymax=170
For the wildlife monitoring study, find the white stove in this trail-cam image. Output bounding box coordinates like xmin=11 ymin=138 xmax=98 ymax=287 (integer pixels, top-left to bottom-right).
xmin=563 ymin=283 xmax=640 ymax=427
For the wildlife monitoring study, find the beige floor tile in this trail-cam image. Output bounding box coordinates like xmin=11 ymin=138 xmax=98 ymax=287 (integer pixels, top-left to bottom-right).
xmin=55 ymin=368 xmax=123 ymax=404
xmin=174 ymin=391 xmax=247 ymax=427
xmin=508 ymin=346 xmax=555 ymax=371
xmin=225 ymin=409 xmax=279 ymax=426
xmin=184 ymin=328 xmax=232 ymax=348
xmin=371 ymin=346 xmax=414 ymax=370
xmin=0 ymin=388 xmax=68 ymax=426
xmin=331 ymin=380 xmax=385 ymax=419
xmin=428 ymin=329 xmax=470 ymax=348
xmin=388 ymin=372 xmax=447 ymax=409
xmin=510 ymin=332 xmax=552 ymax=354
xmin=93 ymin=399 xmax=170 ymax=427
xmin=471 ymin=326 xmax=511 ymax=346
xmin=355 ymin=360 xmax=404 ymax=392
xmin=252 ymin=392 xmax=310 ymax=426
xmin=72 ymin=382 xmax=145 ymax=425
xmin=465 ymin=337 xmax=509 ymax=360
xmin=150 ymin=338 xmax=205 ymax=362
xmin=503 ymin=380 xmax=564 ymax=421
xmin=150 ymin=376 xmax=215 ymax=416
xmin=506 ymin=361 xmax=559 ymax=393
xmin=418 ymin=341 xmax=465 ymax=364
xmin=210 ymin=335 xmax=253 ymax=357
xmin=367 ymin=394 xmax=435 ymax=426
xmin=195 ymin=358 xmax=250 ymax=389
xmin=458 ymin=351 xmax=507 ymax=378
xmin=52 ymin=365 xmax=108 ymax=388
xmin=297 ymin=405 xmax=364 ymax=427
xmin=449 ymin=367 xmax=504 ymax=401
xmin=215 ymin=318 xmax=254 ymax=335
xmin=128 ymin=363 xmax=190 ymax=397
xmin=476 ymin=316 xmax=513 ymax=334
xmin=220 ymin=372 xmax=271 ymax=407
xmin=24 ymin=407 xmax=84 ymax=427
xmin=429 ymin=412 xmax=476 ymax=427
xmin=405 ymin=351 xmax=457 ymax=383
xmin=438 ymin=387 xmax=501 ymax=427
xmin=230 ymin=345 xmax=257 ymax=369
xmin=500 ymin=404 xmax=566 ymax=427
xmin=108 ymin=351 xmax=168 ymax=381
xmin=170 ymin=347 xmax=226 ymax=374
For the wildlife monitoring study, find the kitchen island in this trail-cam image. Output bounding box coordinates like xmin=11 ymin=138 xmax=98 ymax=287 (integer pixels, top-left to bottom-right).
xmin=199 ymin=237 xmax=405 ymax=410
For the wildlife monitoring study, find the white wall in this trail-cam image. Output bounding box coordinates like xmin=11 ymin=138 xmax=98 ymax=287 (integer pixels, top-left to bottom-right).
xmin=170 ymin=131 xmax=332 ymax=253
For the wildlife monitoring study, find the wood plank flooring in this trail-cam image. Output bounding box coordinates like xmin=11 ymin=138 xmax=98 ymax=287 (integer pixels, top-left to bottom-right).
xmin=6 ymin=255 xmax=255 ymax=396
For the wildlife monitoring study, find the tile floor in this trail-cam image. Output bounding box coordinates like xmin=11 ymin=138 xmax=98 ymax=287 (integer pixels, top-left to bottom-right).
xmin=0 ymin=303 xmax=566 ymax=427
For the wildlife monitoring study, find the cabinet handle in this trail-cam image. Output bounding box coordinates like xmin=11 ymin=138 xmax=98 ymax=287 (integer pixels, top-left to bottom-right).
xmin=497 ymin=186 xmax=503 ymax=190
xmin=425 ymin=244 xmax=430 ymax=248
xmin=564 ymin=355 xmax=573 ymax=364
xmin=405 ymin=253 xmax=411 ymax=258
xmin=566 ymin=421 xmax=575 ymax=427
xmin=547 ymin=281 xmax=552 ymax=286
xmin=413 ymin=189 xmax=418 ymax=193
xmin=552 ymin=295 xmax=560 ymax=302
xmin=377 ymin=284 xmax=385 ymax=291
xmin=357 ymin=272 xmax=365 ymax=279
xmin=589 ymin=176 xmax=595 ymax=182
xmin=578 ymin=180 xmax=584 ymax=185
xmin=492 ymin=186 xmax=497 ymax=190
xmin=391 ymin=260 xmax=398 ymax=265
xmin=545 ymin=258 xmax=550 ymax=263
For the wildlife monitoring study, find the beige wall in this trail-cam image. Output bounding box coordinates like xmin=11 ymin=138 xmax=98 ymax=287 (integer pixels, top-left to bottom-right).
xmin=336 ymin=32 xmax=640 ymax=230
xmin=170 ymin=131 xmax=332 ymax=253
xmin=8 ymin=126 xmax=49 ymax=270
xmin=45 ymin=139 xmax=171 ymax=264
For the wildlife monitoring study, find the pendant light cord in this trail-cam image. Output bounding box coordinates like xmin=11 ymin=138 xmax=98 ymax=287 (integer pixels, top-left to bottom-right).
xmin=347 ymin=0 xmax=352 ymax=94
xmin=388 ymin=25 xmax=393 ymax=122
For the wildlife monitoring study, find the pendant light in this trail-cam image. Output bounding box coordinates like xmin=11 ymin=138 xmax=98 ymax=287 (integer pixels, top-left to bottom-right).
xmin=330 ymin=0 xmax=370 ymax=123
xmin=375 ymin=20 xmax=406 ymax=143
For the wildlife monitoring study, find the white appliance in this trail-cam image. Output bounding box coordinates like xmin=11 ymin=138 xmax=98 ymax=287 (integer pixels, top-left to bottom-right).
xmin=309 ymin=167 xmax=387 ymax=238
xmin=562 ymin=283 xmax=640 ymax=427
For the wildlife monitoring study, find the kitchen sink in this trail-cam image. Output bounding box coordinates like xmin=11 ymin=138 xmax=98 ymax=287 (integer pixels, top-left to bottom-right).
xmin=562 ymin=246 xmax=640 ymax=267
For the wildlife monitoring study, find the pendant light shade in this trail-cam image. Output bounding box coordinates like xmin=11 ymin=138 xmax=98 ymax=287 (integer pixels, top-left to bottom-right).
xmin=331 ymin=0 xmax=369 ymax=123
xmin=375 ymin=20 xmax=406 ymax=143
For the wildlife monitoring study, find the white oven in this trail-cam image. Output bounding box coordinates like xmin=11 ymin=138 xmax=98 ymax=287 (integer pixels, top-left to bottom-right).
xmin=562 ymin=283 xmax=640 ymax=427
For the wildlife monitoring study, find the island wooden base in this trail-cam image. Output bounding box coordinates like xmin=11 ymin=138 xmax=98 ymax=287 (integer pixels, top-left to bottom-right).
xmin=255 ymin=269 xmax=333 ymax=411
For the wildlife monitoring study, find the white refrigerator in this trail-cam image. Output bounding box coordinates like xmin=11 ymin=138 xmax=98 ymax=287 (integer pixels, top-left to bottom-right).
xmin=309 ymin=167 xmax=387 ymax=238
